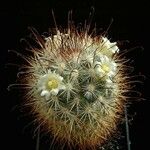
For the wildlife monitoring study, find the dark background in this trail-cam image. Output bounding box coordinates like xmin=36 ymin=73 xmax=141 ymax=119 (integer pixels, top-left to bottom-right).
xmin=1 ymin=0 xmax=149 ymax=149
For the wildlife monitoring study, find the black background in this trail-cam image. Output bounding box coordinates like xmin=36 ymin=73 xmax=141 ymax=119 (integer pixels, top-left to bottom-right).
xmin=1 ymin=0 xmax=149 ymax=150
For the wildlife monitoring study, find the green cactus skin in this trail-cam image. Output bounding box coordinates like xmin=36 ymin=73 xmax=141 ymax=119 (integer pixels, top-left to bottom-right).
xmin=19 ymin=26 xmax=130 ymax=150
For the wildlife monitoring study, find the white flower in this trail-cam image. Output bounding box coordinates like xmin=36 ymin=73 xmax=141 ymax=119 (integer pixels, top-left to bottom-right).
xmin=101 ymin=37 xmax=119 ymax=53
xmin=37 ymin=70 xmax=65 ymax=100
xmin=94 ymin=55 xmax=117 ymax=79
xmin=96 ymin=37 xmax=119 ymax=57
xmin=45 ymin=31 xmax=69 ymax=48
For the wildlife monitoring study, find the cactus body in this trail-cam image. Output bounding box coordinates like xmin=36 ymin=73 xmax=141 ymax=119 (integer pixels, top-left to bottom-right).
xmin=21 ymin=27 xmax=129 ymax=150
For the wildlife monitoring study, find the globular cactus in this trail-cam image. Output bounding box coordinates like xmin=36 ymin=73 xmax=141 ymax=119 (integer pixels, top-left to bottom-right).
xmin=17 ymin=24 xmax=130 ymax=150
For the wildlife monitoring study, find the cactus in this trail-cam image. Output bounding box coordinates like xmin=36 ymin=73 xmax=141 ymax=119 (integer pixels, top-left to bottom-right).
xmin=17 ymin=25 xmax=130 ymax=150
